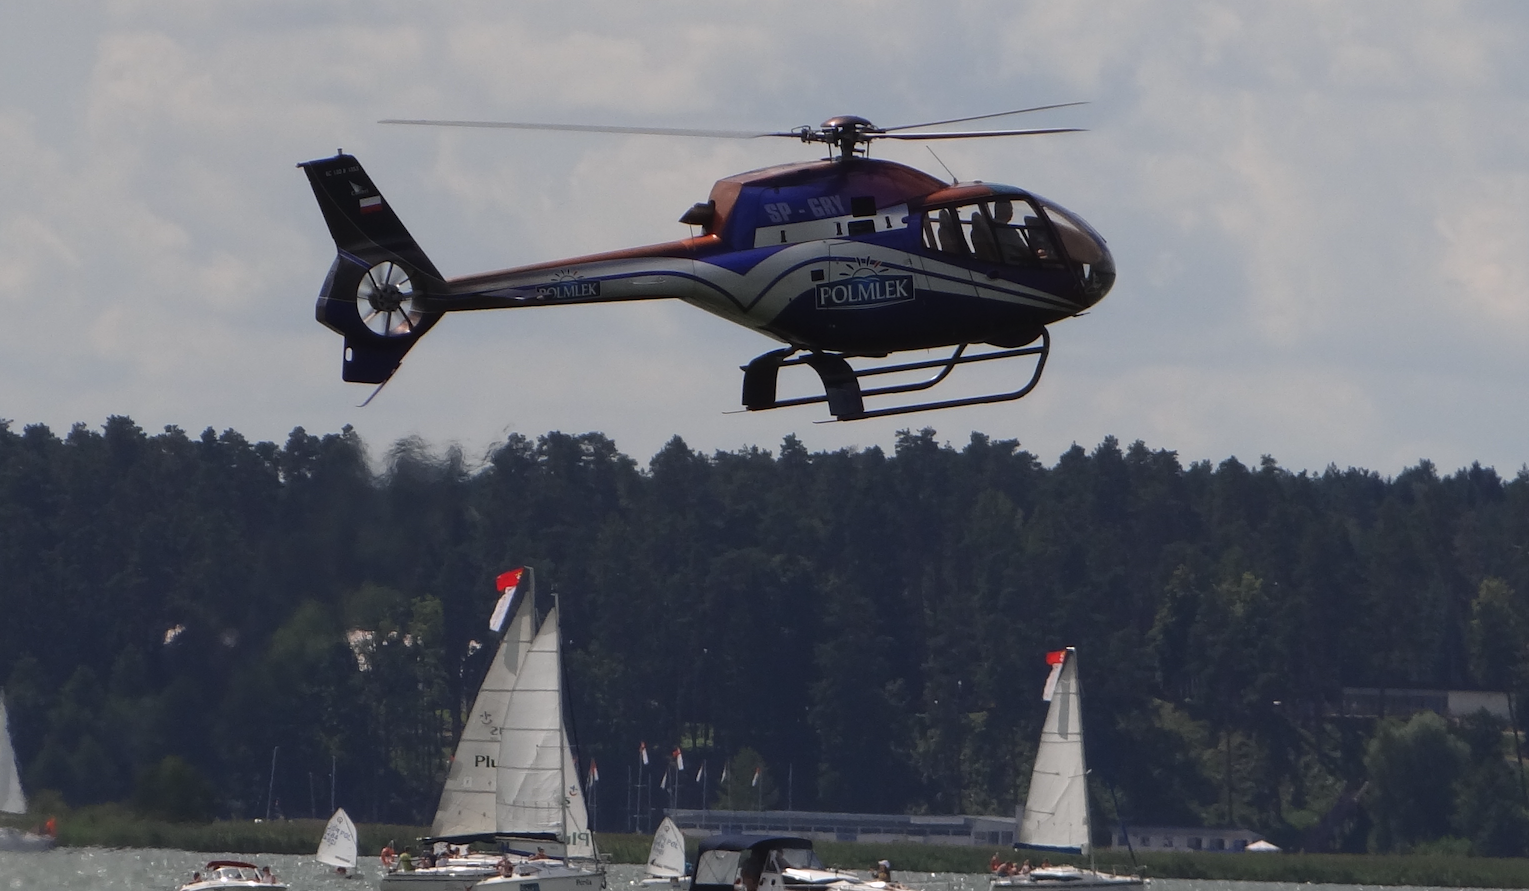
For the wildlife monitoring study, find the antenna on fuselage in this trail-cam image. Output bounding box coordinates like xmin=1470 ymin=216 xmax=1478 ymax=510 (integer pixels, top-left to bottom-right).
xmin=926 ymin=146 xmax=958 ymax=184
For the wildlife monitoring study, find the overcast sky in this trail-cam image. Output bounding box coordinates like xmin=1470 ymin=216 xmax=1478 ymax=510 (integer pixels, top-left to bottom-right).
xmin=2 ymin=1 xmax=1525 ymax=475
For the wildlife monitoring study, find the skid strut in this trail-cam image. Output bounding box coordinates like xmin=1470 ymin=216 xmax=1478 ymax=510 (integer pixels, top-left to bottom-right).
xmin=740 ymin=329 xmax=1050 ymax=421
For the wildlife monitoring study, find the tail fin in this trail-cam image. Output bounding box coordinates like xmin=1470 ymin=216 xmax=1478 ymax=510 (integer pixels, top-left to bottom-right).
xmin=299 ymin=153 xmax=445 ymax=384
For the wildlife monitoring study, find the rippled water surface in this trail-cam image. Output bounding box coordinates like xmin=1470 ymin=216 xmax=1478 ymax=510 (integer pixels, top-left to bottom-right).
xmin=0 ymin=852 xmax=1507 ymax=891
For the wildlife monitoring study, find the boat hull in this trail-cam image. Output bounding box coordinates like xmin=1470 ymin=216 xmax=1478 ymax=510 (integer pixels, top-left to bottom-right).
xmin=379 ymin=865 xmax=500 ymax=891
xmin=0 ymin=828 xmax=53 ymax=852
xmin=991 ymin=870 xmax=1146 ymax=888
xmin=475 ymin=862 xmax=606 ymax=891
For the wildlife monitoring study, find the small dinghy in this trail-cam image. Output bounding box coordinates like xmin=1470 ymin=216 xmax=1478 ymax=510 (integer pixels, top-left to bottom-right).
xmin=318 ymin=807 xmax=363 ymax=878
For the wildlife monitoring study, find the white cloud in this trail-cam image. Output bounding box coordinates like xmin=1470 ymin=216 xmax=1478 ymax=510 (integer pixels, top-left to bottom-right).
xmin=0 ymin=1 xmax=1527 ymax=474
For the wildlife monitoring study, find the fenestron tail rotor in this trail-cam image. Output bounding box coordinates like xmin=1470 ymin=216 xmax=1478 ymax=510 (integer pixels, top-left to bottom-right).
xmin=356 ymin=260 xmax=422 ymax=337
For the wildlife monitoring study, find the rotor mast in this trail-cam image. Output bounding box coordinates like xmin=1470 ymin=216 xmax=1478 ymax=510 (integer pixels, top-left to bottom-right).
xmin=800 ymin=115 xmax=882 ymax=160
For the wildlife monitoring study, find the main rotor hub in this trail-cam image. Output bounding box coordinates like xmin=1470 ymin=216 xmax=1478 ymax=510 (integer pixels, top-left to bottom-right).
xmin=800 ymin=114 xmax=884 ymax=160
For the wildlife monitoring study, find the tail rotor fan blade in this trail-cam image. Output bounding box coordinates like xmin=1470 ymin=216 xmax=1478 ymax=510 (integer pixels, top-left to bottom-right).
xmin=355 ymin=261 xmax=421 ymax=337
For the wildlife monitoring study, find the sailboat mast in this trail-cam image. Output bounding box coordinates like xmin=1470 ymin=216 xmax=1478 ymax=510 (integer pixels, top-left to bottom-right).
xmin=554 ymin=590 xmax=569 ymax=850
xmin=1076 ymin=648 xmax=1094 ymax=866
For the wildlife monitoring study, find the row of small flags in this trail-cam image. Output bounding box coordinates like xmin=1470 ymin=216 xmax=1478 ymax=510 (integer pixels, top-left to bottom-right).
xmin=585 ymin=745 xmax=761 ymax=787
xmin=591 ymin=650 xmax=1073 ymax=787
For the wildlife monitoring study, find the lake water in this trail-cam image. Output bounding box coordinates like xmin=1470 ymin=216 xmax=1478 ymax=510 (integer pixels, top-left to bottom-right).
xmin=0 ymin=851 xmax=1503 ymax=891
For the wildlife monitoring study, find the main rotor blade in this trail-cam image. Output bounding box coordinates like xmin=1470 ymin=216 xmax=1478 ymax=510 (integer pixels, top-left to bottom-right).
xmin=880 ymin=127 xmax=1085 ymax=141
xmin=881 ymin=102 xmax=1087 ymax=133
xmin=380 ymin=119 xmax=792 ymax=139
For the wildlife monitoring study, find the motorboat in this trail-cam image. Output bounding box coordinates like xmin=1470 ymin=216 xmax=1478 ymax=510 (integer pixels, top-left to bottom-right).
xmin=991 ymin=649 xmax=1145 ymax=888
xmin=690 ymin=835 xmax=883 ymax=891
xmin=176 ymin=861 xmax=286 ymax=890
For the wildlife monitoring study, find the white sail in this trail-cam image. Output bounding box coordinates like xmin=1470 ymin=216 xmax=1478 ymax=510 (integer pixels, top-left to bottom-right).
xmin=431 ymin=575 xmax=537 ymax=838
xmin=1018 ymin=647 xmax=1090 ymax=855
xmin=317 ymin=807 xmax=360 ymax=869
xmin=646 ymin=817 xmax=687 ymax=878
xmin=560 ymin=730 xmax=595 ymax=858
xmin=0 ymin=697 xmax=26 ymax=816
xmin=496 ymin=605 xmax=574 ymax=843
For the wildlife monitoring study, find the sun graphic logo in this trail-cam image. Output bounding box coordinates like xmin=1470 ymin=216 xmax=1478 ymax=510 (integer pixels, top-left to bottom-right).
xmin=536 ymin=269 xmax=602 ymax=300
xmin=815 ymin=258 xmax=914 ymax=310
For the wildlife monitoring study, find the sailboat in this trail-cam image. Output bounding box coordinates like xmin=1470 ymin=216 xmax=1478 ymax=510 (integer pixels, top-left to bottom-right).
xmin=317 ymin=807 xmax=362 ymax=877
xmin=993 ymin=648 xmax=1143 ymax=888
xmin=474 ymin=598 xmax=604 ymax=891
xmin=382 ymin=568 xmax=541 ymax=891
xmin=0 ymin=695 xmax=54 ymax=853
xmin=639 ymin=817 xmax=690 ymax=887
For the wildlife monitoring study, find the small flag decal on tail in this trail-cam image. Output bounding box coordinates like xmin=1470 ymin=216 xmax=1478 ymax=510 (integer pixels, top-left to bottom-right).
xmin=360 ymin=195 xmax=383 ymax=213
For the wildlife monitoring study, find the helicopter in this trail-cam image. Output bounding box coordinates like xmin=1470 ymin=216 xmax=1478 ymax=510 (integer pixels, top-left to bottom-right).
xmin=299 ymin=105 xmax=1115 ymax=421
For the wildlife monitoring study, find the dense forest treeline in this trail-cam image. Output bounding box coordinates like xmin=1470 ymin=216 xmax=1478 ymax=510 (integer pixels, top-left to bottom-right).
xmin=3 ymin=417 xmax=1529 ymax=855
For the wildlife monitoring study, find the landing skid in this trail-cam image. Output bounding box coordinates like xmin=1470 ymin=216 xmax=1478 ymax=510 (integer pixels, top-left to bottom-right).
xmin=741 ymin=330 xmax=1050 ymax=421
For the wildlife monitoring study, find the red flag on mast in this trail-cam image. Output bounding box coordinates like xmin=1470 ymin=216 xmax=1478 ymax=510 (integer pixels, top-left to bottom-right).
xmin=1042 ymin=649 xmax=1067 ymax=702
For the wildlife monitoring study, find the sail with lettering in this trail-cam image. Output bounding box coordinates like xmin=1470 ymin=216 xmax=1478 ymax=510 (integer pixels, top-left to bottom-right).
xmin=431 ymin=568 xmax=537 ymax=838
xmin=317 ymin=807 xmax=360 ymax=870
xmin=646 ymin=817 xmax=688 ymax=879
xmin=495 ymin=603 xmax=595 ymax=858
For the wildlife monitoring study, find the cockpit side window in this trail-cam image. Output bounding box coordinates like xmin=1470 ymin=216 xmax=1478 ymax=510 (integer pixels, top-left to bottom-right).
xmin=923 ymin=198 xmax=1058 ymax=267
xmin=935 ymin=208 xmax=969 ymax=256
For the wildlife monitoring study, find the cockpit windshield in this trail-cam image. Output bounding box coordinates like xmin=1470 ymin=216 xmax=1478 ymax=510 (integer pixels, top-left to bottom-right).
xmin=766 ymin=847 xmax=827 ymax=872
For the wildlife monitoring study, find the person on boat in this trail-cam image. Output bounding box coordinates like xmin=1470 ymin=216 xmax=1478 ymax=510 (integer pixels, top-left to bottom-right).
xmin=531 ymin=846 xmax=549 ymax=860
xmin=381 ymin=841 xmax=397 ymax=869
xmin=990 ymin=853 xmax=1003 ymax=873
xmin=737 ymin=853 xmax=764 ymax=891
xmin=1018 ymin=860 xmax=1031 ymax=876
xmin=498 ymin=854 xmax=515 ymax=877
xmin=260 ymin=866 xmax=277 ymax=884
xmin=873 ymin=860 xmax=892 ymax=882
xmin=399 ymin=849 xmax=414 ymax=872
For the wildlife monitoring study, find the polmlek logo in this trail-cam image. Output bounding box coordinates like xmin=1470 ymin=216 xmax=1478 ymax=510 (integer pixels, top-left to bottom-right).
xmin=815 ymin=259 xmax=913 ymax=310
